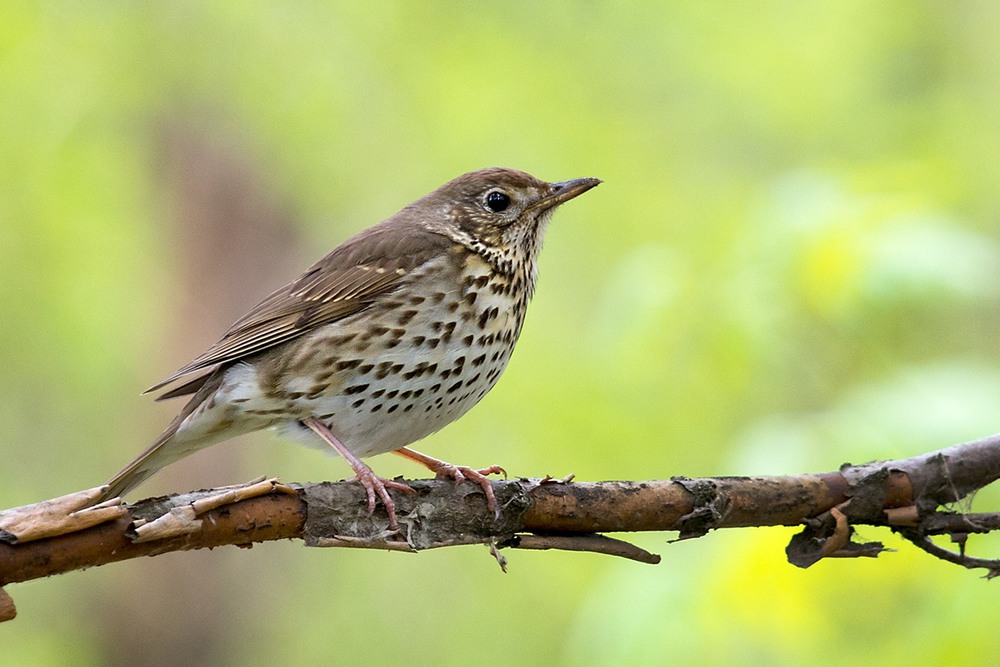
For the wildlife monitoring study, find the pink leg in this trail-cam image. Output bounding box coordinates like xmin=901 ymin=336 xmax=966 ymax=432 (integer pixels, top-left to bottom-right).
xmin=303 ymin=418 xmax=413 ymax=529
xmin=394 ymin=447 xmax=506 ymax=518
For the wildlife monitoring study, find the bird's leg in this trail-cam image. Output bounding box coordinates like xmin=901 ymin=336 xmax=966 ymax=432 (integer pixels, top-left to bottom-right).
xmin=302 ymin=418 xmax=414 ymax=529
xmin=394 ymin=447 xmax=506 ymax=518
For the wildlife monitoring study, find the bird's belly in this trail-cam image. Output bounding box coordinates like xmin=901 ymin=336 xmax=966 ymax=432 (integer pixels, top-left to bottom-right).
xmin=264 ymin=279 xmax=524 ymax=457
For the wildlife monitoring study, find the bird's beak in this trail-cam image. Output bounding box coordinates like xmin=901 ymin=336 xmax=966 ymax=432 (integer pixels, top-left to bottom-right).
xmin=529 ymin=177 xmax=602 ymax=212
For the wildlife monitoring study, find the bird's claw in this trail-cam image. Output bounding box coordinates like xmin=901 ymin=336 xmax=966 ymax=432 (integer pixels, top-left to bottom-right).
xmin=431 ymin=463 xmax=505 ymax=519
xmin=349 ymin=470 xmax=415 ymax=530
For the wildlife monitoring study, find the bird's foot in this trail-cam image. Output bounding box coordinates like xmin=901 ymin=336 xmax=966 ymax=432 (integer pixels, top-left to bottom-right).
xmin=302 ymin=417 xmax=415 ymax=530
xmin=433 ymin=463 xmax=505 ymax=519
xmin=394 ymin=447 xmax=506 ymax=518
xmin=346 ymin=467 xmax=415 ymax=530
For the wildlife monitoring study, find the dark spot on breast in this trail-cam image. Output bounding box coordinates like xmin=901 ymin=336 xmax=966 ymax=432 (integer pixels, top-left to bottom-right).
xmin=314 ymin=369 xmax=336 ymax=384
xmin=371 ymin=404 xmax=382 ymax=413
xmin=387 ymin=404 xmax=399 ymax=413
xmin=286 ymin=391 xmax=305 ymax=400
xmin=477 ymin=307 xmax=500 ymax=329
xmin=471 ymin=354 xmax=486 ymax=367
xmin=430 ymin=383 xmax=441 ymax=393
xmin=375 ymin=362 xmax=393 ymax=378
xmin=359 ymin=363 xmax=375 ymax=374
xmin=370 ymin=389 xmax=385 ymax=399
xmin=330 ymin=333 xmax=358 ymax=346
xmin=404 ymin=404 xmax=413 ymax=412
xmin=403 ymin=362 xmax=436 ymax=381
xmin=426 ymin=338 xmax=440 ymax=349
xmin=447 ymin=380 xmax=463 ymax=393
xmin=336 ymin=359 xmax=363 ymax=371
xmin=412 ymin=335 xmax=426 ymax=346
xmin=473 ymin=275 xmax=489 ymax=288
xmin=386 ymin=389 xmax=399 ymax=399
xmin=344 ymin=383 xmax=369 ymax=395
xmin=352 ymin=398 xmax=365 ymax=408
xmin=464 ymin=291 xmax=478 ymax=305
xmin=397 ymin=310 xmax=418 ymax=325
xmin=432 ymin=292 xmax=447 ymax=303
xmin=462 ymin=335 xmax=474 ymax=346
xmin=363 ymin=325 xmax=389 ymax=341
xmin=410 ymin=295 xmax=426 ymax=305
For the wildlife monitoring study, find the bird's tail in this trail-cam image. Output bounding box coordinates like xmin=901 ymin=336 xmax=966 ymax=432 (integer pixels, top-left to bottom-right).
xmin=96 ymin=370 xmax=227 ymax=503
xmin=96 ymin=417 xmax=188 ymax=503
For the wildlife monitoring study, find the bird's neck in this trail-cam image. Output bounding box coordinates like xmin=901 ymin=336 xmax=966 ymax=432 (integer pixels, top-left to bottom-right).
xmin=445 ymin=217 xmax=550 ymax=302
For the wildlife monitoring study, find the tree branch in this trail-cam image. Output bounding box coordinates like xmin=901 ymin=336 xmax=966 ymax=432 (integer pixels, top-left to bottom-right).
xmin=3 ymin=433 xmax=1000 ymax=621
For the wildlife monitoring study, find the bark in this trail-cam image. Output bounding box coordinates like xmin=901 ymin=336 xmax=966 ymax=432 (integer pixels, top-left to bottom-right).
xmin=3 ymin=433 xmax=1000 ymax=621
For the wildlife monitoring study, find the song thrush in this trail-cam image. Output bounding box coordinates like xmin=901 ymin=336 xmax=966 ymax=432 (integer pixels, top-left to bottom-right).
xmin=98 ymin=167 xmax=600 ymax=527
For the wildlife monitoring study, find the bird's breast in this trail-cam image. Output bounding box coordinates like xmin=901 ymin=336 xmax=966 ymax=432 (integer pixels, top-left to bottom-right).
xmin=246 ymin=253 xmax=531 ymax=457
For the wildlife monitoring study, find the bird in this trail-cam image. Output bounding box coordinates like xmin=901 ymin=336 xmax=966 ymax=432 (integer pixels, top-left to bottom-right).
xmin=97 ymin=167 xmax=600 ymax=528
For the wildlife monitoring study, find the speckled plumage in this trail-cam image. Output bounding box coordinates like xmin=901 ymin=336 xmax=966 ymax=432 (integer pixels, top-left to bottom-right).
xmin=99 ymin=168 xmax=600 ymax=508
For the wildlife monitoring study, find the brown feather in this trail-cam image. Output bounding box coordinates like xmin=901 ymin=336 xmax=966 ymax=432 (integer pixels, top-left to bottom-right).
xmin=100 ymin=370 xmax=228 ymax=501
xmin=145 ymin=218 xmax=454 ymax=394
xmin=153 ymin=371 xmax=216 ymax=400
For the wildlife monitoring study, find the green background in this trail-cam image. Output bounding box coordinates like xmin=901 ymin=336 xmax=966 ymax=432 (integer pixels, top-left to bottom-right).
xmin=3 ymin=2 xmax=1000 ymax=664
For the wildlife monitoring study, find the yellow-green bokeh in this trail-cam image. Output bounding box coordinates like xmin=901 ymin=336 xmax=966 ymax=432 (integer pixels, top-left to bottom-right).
xmin=3 ymin=2 xmax=1000 ymax=665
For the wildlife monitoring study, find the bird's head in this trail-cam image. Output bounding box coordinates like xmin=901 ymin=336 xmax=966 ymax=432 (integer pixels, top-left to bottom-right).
xmin=412 ymin=167 xmax=601 ymax=274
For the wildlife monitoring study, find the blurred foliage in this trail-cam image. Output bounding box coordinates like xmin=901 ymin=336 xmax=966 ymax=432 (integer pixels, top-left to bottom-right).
xmin=3 ymin=1 xmax=1000 ymax=665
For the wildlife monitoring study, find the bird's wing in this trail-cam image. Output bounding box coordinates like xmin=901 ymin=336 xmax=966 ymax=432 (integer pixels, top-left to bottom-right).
xmin=145 ymin=221 xmax=453 ymax=394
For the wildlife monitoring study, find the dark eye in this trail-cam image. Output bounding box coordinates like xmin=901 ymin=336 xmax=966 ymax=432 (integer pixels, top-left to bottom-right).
xmin=485 ymin=191 xmax=511 ymax=213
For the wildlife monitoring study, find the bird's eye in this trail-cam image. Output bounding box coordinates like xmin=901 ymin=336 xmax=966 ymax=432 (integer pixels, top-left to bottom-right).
xmin=484 ymin=191 xmax=511 ymax=213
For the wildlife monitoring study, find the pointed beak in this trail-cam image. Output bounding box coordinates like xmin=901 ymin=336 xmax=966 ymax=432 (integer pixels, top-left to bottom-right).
xmin=529 ymin=177 xmax=602 ymax=212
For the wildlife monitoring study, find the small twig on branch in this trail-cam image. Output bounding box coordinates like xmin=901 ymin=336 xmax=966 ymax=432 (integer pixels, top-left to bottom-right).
xmin=3 ymin=433 xmax=1000 ymax=622
xmin=896 ymin=529 xmax=1000 ymax=578
xmin=509 ymin=534 xmax=661 ymax=564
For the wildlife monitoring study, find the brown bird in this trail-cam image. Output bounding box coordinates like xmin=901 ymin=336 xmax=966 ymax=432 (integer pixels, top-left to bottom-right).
xmin=98 ymin=167 xmax=600 ymax=527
